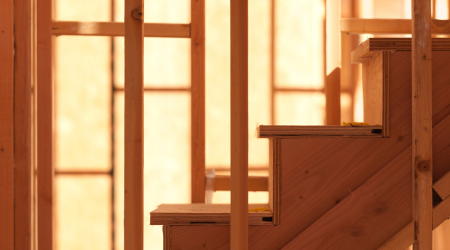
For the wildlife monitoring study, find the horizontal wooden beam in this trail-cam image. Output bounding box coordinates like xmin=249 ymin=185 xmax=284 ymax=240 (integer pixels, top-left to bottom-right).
xmin=341 ymin=18 xmax=450 ymax=34
xmin=150 ymin=203 xmax=272 ymax=226
xmin=258 ymin=125 xmax=383 ymax=138
xmin=210 ymin=175 xmax=268 ymax=192
xmin=52 ymin=21 xmax=190 ymax=38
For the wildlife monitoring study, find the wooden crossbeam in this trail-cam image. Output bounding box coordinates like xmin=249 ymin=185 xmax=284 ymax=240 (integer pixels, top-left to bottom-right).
xmin=230 ymin=0 xmax=248 ymax=248
xmin=341 ymin=18 xmax=450 ymax=34
xmin=211 ymin=175 xmax=268 ymax=192
xmin=124 ymin=0 xmax=144 ymax=249
xmin=52 ymin=21 xmax=190 ymax=38
xmin=411 ymin=0 xmax=433 ymax=249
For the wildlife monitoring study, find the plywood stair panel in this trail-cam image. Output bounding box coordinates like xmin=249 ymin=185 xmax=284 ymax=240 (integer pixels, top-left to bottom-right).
xmin=157 ymin=38 xmax=450 ymax=250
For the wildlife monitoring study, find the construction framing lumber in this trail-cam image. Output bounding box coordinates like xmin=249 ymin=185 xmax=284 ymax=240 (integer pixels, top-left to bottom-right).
xmin=268 ymin=139 xmax=281 ymax=225
xmin=341 ymin=18 xmax=450 ymax=34
xmin=15 ymin=0 xmax=34 ymax=248
xmin=0 ymin=0 xmax=14 ymax=248
xmin=230 ymin=0 xmax=249 ymax=248
xmin=212 ymin=175 xmax=268 ymax=192
xmin=411 ymin=0 xmax=433 ymax=249
xmin=190 ymin=0 xmax=206 ymax=203
xmin=259 ymin=125 xmax=383 ymax=138
xmin=124 ymin=0 xmax=144 ymax=249
xmin=433 ymin=171 xmax=450 ymax=200
xmin=150 ymin=204 xmax=272 ymax=226
xmin=37 ymin=0 xmax=53 ymax=248
xmin=52 ymin=21 xmax=190 ymax=38
xmin=325 ymin=0 xmax=341 ymax=125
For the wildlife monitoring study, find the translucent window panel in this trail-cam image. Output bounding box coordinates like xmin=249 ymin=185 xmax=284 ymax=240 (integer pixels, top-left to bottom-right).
xmin=114 ymin=0 xmax=189 ymax=23
xmin=114 ymin=37 xmax=190 ymax=88
xmin=55 ymin=176 xmax=111 ymax=250
xmin=205 ymin=0 xmax=230 ymax=167
xmin=275 ymin=0 xmax=324 ymax=89
xmin=249 ymin=0 xmax=271 ymax=166
xmin=56 ymin=0 xmax=110 ymax=21
xmin=373 ymin=0 xmax=408 ymax=18
xmin=114 ymin=92 xmax=190 ymax=250
xmin=275 ymin=92 xmax=325 ymax=125
xmin=433 ymin=219 xmax=450 ymax=249
xmin=55 ymin=36 xmax=110 ymax=170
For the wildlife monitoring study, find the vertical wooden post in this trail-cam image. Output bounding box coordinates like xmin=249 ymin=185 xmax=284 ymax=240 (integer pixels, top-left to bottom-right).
xmin=15 ymin=0 xmax=33 ymax=248
xmin=411 ymin=0 xmax=433 ymax=249
xmin=0 ymin=0 xmax=15 ymax=248
xmin=325 ymin=0 xmax=341 ymax=125
xmin=124 ymin=0 xmax=144 ymax=248
xmin=190 ymin=0 xmax=206 ymax=203
xmin=37 ymin=0 xmax=54 ymax=248
xmin=230 ymin=0 xmax=248 ymax=249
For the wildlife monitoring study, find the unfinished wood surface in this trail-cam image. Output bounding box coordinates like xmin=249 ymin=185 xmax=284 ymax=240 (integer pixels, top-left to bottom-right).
xmin=166 ymin=47 xmax=450 ymax=250
xmin=190 ymin=0 xmax=205 ymax=203
xmin=212 ymin=175 xmax=268 ymax=192
xmin=341 ymin=18 xmax=450 ymax=35
xmin=352 ymin=38 xmax=450 ymax=64
xmin=37 ymin=0 xmax=53 ymax=248
xmin=230 ymin=0 xmax=248 ymax=248
xmin=282 ymin=148 xmax=412 ymax=250
xmin=15 ymin=0 xmax=33 ymax=248
xmin=362 ymin=51 xmax=383 ymax=125
xmin=259 ymin=125 xmax=383 ymax=138
xmin=269 ymin=138 xmax=281 ymax=225
xmin=0 ymin=0 xmax=14 ymax=248
xmin=151 ymin=204 xmax=272 ymax=226
xmin=52 ymin=21 xmax=190 ymax=38
xmin=325 ymin=0 xmax=341 ymax=125
xmin=163 ymin=226 xmax=172 ymax=250
xmin=124 ymin=0 xmax=144 ymax=249
xmin=411 ymin=0 xmax=433 ymax=249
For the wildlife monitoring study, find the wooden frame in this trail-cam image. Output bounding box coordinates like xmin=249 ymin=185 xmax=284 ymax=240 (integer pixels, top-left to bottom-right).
xmin=0 ymin=0 xmax=15 ymax=248
xmin=52 ymin=21 xmax=190 ymax=38
xmin=341 ymin=18 xmax=450 ymax=34
xmin=124 ymin=0 xmax=144 ymax=249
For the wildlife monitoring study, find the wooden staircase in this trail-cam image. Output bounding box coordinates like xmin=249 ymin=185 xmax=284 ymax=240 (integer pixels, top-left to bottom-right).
xmin=150 ymin=38 xmax=450 ymax=249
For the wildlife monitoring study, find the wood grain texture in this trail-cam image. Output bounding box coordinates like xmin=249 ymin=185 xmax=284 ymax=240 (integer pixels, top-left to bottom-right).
xmin=52 ymin=21 xmax=190 ymax=38
xmin=341 ymin=18 xmax=450 ymax=35
xmin=124 ymin=0 xmax=144 ymax=249
xmin=325 ymin=0 xmax=341 ymax=125
xmin=37 ymin=0 xmax=53 ymax=248
xmin=411 ymin=0 xmax=433 ymax=249
xmin=150 ymin=204 xmax=272 ymax=226
xmin=0 ymin=0 xmax=14 ymax=248
xmin=230 ymin=0 xmax=248 ymax=248
xmin=190 ymin=0 xmax=205 ymax=203
xmin=166 ymin=47 xmax=450 ymax=250
xmin=15 ymin=0 xmax=33 ymax=248
xmin=269 ymin=139 xmax=281 ymax=225
xmin=259 ymin=125 xmax=383 ymax=138
xmin=282 ymin=148 xmax=412 ymax=250
xmin=362 ymin=52 xmax=383 ymax=125
xmin=163 ymin=226 xmax=172 ymax=250
xmin=433 ymin=171 xmax=450 ymax=200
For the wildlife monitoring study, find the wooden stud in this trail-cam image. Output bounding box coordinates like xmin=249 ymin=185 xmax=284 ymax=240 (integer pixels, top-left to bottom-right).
xmin=190 ymin=0 xmax=206 ymax=203
xmin=325 ymin=0 xmax=341 ymax=125
xmin=15 ymin=0 xmax=33 ymax=248
xmin=124 ymin=0 xmax=144 ymax=248
xmin=37 ymin=0 xmax=54 ymax=248
xmin=230 ymin=0 xmax=248 ymax=248
xmin=0 ymin=0 xmax=15 ymax=248
xmin=268 ymin=139 xmax=281 ymax=225
xmin=51 ymin=21 xmax=190 ymax=38
xmin=411 ymin=0 xmax=433 ymax=249
xmin=163 ymin=226 xmax=172 ymax=250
